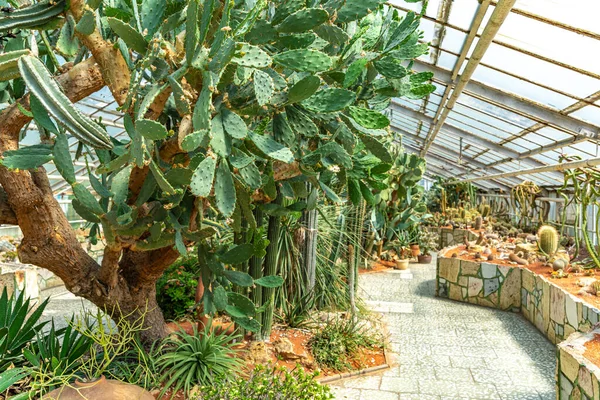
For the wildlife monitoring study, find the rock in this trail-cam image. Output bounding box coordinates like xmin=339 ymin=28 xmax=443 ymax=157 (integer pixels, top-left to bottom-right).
xmin=273 ymin=337 xmax=306 ymax=361
xmin=577 ymin=277 xmax=597 ymax=287
xmin=243 ymin=341 xmax=271 ymax=365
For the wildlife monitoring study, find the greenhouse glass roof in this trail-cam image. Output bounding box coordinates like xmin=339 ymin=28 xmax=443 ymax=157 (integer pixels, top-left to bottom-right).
xmin=25 ymin=0 xmax=600 ymax=195
xmin=389 ymin=0 xmax=600 ymax=191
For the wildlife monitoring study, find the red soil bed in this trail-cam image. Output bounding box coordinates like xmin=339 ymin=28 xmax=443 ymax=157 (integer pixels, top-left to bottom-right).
xmin=443 ymin=245 xmax=600 ymax=310
xmin=584 ymin=334 xmax=600 ymax=368
xmin=238 ymin=326 xmax=386 ymax=377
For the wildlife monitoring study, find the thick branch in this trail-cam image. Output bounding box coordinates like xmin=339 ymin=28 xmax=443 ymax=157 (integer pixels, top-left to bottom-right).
xmin=120 ymin=247 xmax=180 ymax=290
xmin=69 ymin=0 xmax=130 ymax=106
xmin=98 ymin=245 xmax=123 ymax=291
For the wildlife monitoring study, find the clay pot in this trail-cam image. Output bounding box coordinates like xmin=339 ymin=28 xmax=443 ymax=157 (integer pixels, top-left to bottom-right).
xmin=410 ymin=244 xmax=420 ymax=257
xmin=395 ymin=259 xmax=409 ymax=270
xmin=42 ymin=376 xmax=154 ymax=400
xmin=417 ymin=254 xmax=432 ymax=264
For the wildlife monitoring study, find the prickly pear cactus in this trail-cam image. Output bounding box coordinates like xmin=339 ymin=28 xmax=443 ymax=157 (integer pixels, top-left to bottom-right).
xmin=1 ymin=0 xmax=432 ymax=331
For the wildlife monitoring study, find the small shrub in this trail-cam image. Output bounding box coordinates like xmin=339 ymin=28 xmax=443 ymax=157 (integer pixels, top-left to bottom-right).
xmin=156 ymin=256 xmax=199 ymax=321
xmin=157 ymin=323 xmax=242 ymax=397
xmin=308 ymin=317 xmax=383 ymax=372
xmin=105 ymin=336 xmax=162 ymax=390
xmin=198 ymin=365 xmax=333 ymax=400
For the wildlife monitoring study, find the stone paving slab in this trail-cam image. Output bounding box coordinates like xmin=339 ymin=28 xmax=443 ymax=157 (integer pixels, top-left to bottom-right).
xmin=329 ymin=257 xmax=555 ymax=399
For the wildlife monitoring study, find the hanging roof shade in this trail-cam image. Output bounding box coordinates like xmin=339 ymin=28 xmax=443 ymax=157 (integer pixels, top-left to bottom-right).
xmin=388 ymin=0 xmax=600 ymax=190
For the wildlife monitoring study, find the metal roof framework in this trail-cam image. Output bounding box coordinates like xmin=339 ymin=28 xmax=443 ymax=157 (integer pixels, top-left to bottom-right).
xmin=389 ymin=0 xmax=600 ymax=191
xmin=16 ymin=0 xmax=600 ymax=195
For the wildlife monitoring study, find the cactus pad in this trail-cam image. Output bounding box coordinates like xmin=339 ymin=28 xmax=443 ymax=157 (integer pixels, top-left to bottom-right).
xmin=253 ymin=69 xmax=274 ymax=106
xmin=273 ymin=49 xmax=332 ymax=72
xmin=247 ymin=131 xmax=294 ymax=163
xmin=215 ymin=161 xmax=236 ymax=217
xmin=222 ymin=109 xmax=248 ymax=139
xmin=190 ymin=156 xmax=217 ymax=197
xmin=287 ymin=75 xmax=321 ymax=104
xmin=348 ymin=106 xmax=390 ymax=129
xmin=276 ymin=8 xmax=329 ymax=33
xmin=233 ymin=43 xmax=272 ymax=68
xmin=302 ymin=88 xmax=356 ymax=113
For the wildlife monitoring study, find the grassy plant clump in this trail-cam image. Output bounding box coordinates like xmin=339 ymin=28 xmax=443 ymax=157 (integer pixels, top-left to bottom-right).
xmin=156 ymin=323 xmax=242 ymax=397
xmin=308 ymin=317 xmax=383 ymax=372
xmin=197 ymin=365 xmax=333 ymax=400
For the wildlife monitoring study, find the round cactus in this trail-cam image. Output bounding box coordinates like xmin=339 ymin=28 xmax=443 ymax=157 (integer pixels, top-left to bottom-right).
xmin=538 ymin=225 xmax=559 ymax=256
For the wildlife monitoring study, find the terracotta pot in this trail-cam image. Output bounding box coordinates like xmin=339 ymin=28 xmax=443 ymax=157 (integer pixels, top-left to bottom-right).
xmin=42 ymin=376 xmax=154 ymax=400
xmin=410 ymin=244 xmax=420 ymax=257
xmin=417 ymin=254 xmax=432 ymax=264
xmin=395 ymin=259 xmax=409 ymax=270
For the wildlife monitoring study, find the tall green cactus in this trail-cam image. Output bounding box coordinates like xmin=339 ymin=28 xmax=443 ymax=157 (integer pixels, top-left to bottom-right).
xmin=248 ymin=207 xmax=265 ymax=338
xmin=538 ymin=225 xmax=559 ymax=256
xmin=260 ymin=193 xmax=282 ymax=341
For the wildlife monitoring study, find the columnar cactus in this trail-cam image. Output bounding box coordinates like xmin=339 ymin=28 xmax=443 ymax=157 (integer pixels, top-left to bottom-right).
xmin=538 ymin=225 xmax=559 ymax=256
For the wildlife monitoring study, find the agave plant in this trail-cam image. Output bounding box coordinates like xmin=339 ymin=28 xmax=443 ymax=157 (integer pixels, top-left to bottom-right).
xmin=157 ymin=323 xmax=242 ymax=397
xmin=0 ymin=288 xmax=49 ymax=371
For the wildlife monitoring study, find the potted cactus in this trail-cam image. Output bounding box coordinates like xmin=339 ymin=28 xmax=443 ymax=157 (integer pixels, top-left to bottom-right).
xmin=395 ymin=246 xmax=412 ymax=270
xmin=416 ymin=230 xmax=438 ymax=264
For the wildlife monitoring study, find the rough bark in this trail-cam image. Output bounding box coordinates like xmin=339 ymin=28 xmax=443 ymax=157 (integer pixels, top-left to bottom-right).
xmin=0 ymin=55 xmax=177 ymax=343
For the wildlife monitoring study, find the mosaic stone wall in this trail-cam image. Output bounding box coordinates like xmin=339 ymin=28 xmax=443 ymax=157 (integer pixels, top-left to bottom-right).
xmin=521 ymin=268 xmax=600 ymax=345
xmin=427 ymin=227 xmax=478 ymax=249
xmin=557 ymin=329 xmax=600 ymax=400
xmin=437 ymin=246 xmax=600 ymax=398
xmin=436 ymin=256 xmax=522 ymax=312
xmin=436 ymin=247 xmax=600 ymax=344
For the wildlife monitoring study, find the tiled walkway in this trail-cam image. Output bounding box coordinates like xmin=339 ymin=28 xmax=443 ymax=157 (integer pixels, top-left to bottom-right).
xmin=330 ymin=256 xmax=555 ymax=400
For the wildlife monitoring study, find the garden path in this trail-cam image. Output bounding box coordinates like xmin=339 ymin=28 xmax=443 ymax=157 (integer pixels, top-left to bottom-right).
xmin=330 ymin=255 xmax=555 ymax=400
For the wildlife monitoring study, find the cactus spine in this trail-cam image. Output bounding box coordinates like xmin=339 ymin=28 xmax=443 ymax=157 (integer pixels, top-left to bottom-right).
xmin=538 ymin=225 xmax=559 ymax=256
xmin=474 ymin=216 xmax=482 ymax=230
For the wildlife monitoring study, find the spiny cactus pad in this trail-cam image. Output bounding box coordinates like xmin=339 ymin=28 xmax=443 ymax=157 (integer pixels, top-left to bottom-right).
xmin=215 ymin=161 xmax=236 ymax=217
xmin=190 ymin=156 xmax=217 ymax=197
xmin=301 ymin=88 xmax=356 ymax=113
xmin=276 ymin=8 xmax=329 ymax=34
xmin=348 ymin=106 xmax=390 ymax=129
xmin=273 ymin=49 xmax=332 ymax=72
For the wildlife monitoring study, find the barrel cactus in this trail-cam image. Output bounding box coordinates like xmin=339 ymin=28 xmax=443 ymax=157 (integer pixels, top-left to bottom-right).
xmin=538 ymin=225 xmax=559 ymax=256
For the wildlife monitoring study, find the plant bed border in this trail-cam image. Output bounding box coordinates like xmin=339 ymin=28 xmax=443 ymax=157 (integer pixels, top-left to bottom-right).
xmin=436 ymin=245 xmax=600 ymax=398
xmin=557 ymin=328 xmax=600 ymax=399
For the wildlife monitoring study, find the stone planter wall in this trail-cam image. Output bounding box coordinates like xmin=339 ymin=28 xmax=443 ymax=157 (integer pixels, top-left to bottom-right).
xmin=436 ymin=246 xmax=600 ymax=344
xmin=437 ymin=246 xmax=600 ymax=397
xmin=437 ymin=257 xmax=522 ymax=312
xmin=557 ymin=329 xmax=600 ymax=399
xmin=521 ymin=268 xmax=600 ymax=345
xmin=427 ymin=227 xmax=478 ymax=250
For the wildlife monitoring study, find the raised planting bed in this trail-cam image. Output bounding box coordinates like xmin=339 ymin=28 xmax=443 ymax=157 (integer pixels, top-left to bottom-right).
xmin=427 ymin=227 xmax=479 ymax=249
xmin=557 ymin=327 xmax=600 ymax=399
xmin=437 ymin=245 xmax=600 ymax=344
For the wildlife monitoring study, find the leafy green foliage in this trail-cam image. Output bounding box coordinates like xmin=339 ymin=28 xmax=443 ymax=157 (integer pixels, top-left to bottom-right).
xmin=198 ymin=365 xmax=333 ymax=400
xmin=156 ymin=257 xmax=199 ymax=321
xmin=157 ymin=323 xmax=242 ymax=397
